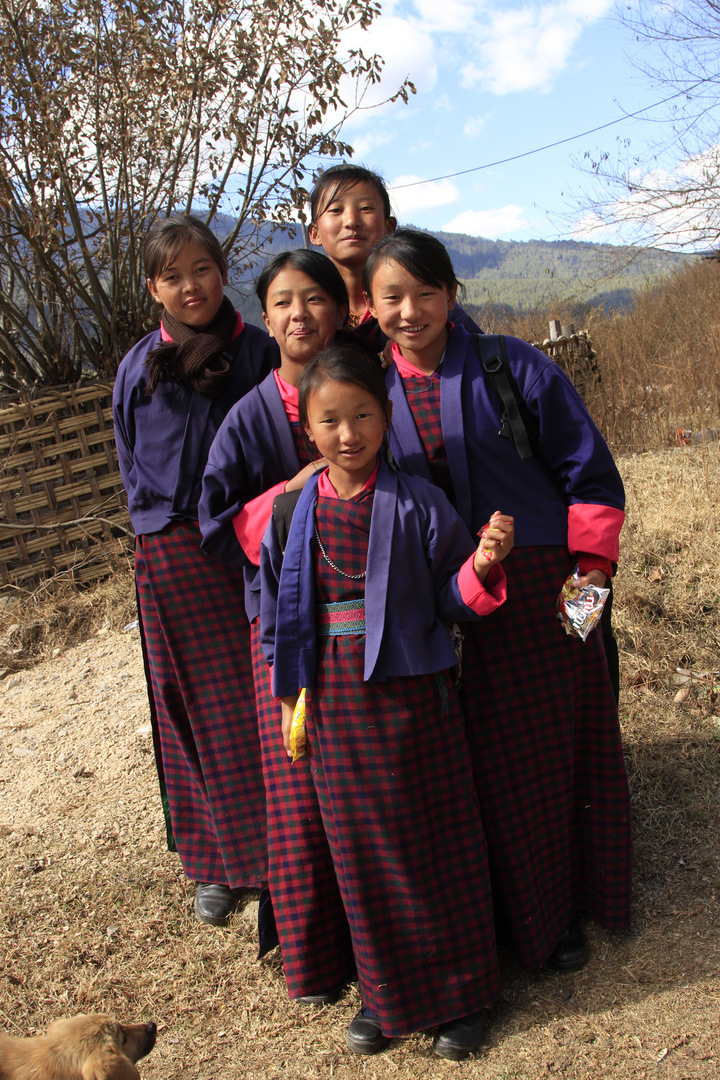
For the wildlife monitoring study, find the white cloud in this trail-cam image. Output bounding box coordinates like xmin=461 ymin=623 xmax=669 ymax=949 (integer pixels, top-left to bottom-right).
xmin=340 ymin=15 xmax=437 ymax=121
xmin=323 ymin=1 xmax=615 ymax=189
xmin=460 ymin=0 xmax=614 ymax=95
xmin=346 ymin=130 xmax=396 ymax=159
xmin=388 ymin=175 xmax=462 ymax=219
xmin=407 ymin=0 xmax=485 ymax=33
xmin=443 ymin=205 xmax=531 ymax=238
xmin=571 ymin=213 xmax=622 ymax=243
xmin=463 ymin=114 xmax=488 ymax=138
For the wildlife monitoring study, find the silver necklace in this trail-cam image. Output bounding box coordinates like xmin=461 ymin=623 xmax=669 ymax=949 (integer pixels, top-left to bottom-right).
xmin=313 ymin=506 xmax=367 ymax=580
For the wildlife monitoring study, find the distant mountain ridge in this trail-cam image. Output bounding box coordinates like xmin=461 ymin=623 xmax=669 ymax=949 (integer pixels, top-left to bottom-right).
xmin=224 ymin=218 xmax=691 ymax=323
xmin=429 ymin=231 xmax=691 ymax=315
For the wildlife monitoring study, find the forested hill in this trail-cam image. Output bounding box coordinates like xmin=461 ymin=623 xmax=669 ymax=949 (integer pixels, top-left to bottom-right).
xmin=429 ymin=232 xmax=691 ymax=314
xmin=230 ymin=222 xmax=692 ymax=322
xmin=433 ymin=232 xmax=686 ymax=280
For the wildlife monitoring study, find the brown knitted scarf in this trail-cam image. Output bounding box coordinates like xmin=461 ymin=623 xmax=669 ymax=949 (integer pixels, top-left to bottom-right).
xmin=144 ymin=295 xmax=238 ymax=398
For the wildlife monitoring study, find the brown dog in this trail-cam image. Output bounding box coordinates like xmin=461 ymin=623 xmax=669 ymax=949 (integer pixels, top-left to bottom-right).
xmin=0 ymin=1014 xmax=157 ymax=1080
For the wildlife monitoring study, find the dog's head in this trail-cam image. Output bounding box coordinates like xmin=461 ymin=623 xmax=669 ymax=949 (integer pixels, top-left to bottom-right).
xmin=43 ymin=1015 xmax=157 ymax=1080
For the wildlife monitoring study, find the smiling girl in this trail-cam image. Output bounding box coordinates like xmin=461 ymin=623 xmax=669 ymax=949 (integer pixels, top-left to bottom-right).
xmin=199 ymin=250 xmax=356 ymax=991
xmin=260 ymin=345 xmax=514 ymax=1059
xmin=308 ymin=163 xmax=480 ymax=343
xmin=363 ymin=228 xmax=632 ymax=978
xmin=112 ymin=215 xmax=276 ymax=927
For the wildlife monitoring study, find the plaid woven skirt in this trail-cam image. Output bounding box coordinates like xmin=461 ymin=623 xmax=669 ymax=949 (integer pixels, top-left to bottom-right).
xmin=459 ymin=545 xmax=632 ymax=968
xmin=135 ymin=521 xmax=267 ymax=887
xmin=251 ymin=620 xmax=356 ymax=996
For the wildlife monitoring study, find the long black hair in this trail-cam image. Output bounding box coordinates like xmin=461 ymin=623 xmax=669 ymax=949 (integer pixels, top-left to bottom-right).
xmin=297 ymin=343 xmax=390 ymax=434
xmin=256 ymin=249 xmax=349 ymax=315
xmin=362 ymin=228 xmax=462 ymax=299
xmin=144 ymin=214 xmax=227 ymax=283
xmin=309 ymin=163 xmax=393 ymax=224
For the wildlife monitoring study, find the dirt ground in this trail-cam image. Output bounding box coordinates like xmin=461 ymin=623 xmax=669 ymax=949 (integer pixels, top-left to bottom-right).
xmin=1 ymin=446 xmax=719 ymax=1078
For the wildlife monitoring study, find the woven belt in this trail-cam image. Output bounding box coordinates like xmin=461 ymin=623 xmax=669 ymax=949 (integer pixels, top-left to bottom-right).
xmin=316 ymin=600 xmax=366 ymax=636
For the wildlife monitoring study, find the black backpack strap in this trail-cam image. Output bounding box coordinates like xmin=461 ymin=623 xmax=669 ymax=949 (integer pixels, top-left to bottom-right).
xmin=271 ymin=487 xmax=303 ymax=554
xmin=472 ymin=333 xmax=538 ymax=460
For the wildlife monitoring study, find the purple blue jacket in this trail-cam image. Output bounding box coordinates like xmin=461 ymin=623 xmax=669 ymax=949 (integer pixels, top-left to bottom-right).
xmin=386 ymin=325 xmax=625 ymax=560
xmin=113 ymin=324 xmax=277 ymax=535
xmin=261 ymin=458 xmax=506 ymax=696
xmin=199 ymin=370 xmax=299 ymax=621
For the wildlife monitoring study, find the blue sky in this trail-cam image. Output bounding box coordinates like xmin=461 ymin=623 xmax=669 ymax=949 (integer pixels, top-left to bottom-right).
xmin=334 ymin=1 xmax=676 ymax=245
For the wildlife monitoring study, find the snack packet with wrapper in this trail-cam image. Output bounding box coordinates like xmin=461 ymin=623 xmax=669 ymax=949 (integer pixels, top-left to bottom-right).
xmin=290 ymin=688 xmax=307 ymax=762
xmin=556 ymin=566 xmax=610 ymax=641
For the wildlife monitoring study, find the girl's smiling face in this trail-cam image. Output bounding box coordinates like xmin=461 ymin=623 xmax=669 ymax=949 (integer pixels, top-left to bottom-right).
xmin=309 ymin=181 xmax=395 ymax=269
xmin=262 ymin=267 xmax=347 ymax=374
xmin=147 ymin=241 xmax=227 ymax=329
xmin=367 ymin=258 xmax=457 ymax=373
xmin=304 ymin=378 xmax=389 ymax=495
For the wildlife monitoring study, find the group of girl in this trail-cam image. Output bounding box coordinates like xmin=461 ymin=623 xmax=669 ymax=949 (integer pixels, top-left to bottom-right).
xmin=113 ymin=163 xmax=631 ymax=1061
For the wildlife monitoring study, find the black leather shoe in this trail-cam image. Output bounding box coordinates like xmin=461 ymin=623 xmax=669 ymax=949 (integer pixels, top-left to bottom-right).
xmin=296 ymin=985 xmax=343 ymax=1005
xmin=194 ymin=883 xmax=243 ymax=926
xmin=546 ymin=918 xmax=589 ymax=973
xmin=346 ymin=1008 xmax=392 ymax=1055
xmin=433 ymin=1008 xmax=490 ymax=1060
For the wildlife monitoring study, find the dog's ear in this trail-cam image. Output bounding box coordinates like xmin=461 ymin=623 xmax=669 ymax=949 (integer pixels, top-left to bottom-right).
xmin=81 ymin=1046 xmax=142 ymax=1080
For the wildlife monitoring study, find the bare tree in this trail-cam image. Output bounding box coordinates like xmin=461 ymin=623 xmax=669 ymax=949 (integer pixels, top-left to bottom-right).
xmin=0 ymin=0 xmax=412 ymax=388
xmin=576 ymin=0 xmax=720 ymax=251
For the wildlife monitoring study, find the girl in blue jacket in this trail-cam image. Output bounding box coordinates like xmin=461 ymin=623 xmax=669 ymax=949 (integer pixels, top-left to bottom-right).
xmin=113 ymin=215 xmax=276 ymax=927
xmin=363 ymin=228 xmax=632 ymax=979
xmin=261 ymin=344 xmax=514 ymax=1059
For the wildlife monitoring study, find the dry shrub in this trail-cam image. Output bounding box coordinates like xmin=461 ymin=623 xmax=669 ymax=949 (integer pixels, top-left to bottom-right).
xmin=614 ymin=445 xmax=720 ymax=927
xmin=615 ymin=444 xmax=719 ymax=692
xmin=473 ymin=259 xmax=720 ymax=453
xmin=472 ymin=299 xmax=592 ymax=343
xmin=585 ymin=260 xmax=720 ymax=452
xmin=0 ymin=561 xmax=135 ymax=675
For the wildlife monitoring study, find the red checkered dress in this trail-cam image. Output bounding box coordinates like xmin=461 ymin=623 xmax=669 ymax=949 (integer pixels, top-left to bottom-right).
xmin=251 ymin=620 xmax=355 ymax=996
xmin=401 ymin=372 xmax=455 ymax=503
xmin=269 ymin=491 xmax=499 ymax=1037
xmin=289 ymin=420 xmax=314 ymax=468
xmin=460 ymin=548 xmax=632 ymax=965
xmin=405 ymin=399 xmax=632 ymax=966
xmin=135 ymin=520 xmax=267 ymax=887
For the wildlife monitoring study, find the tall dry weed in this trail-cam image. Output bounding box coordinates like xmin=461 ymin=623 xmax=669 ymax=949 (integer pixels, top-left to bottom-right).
xmin=477 ymin=259 xmax=720 ymax=453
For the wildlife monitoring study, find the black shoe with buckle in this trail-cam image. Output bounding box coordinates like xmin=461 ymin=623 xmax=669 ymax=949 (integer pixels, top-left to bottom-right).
xmin=194 ymin=883 xmax=242 ymax=926
xmin=546 ymin=918 xmax=589 ymax=973
xmin=346 ymin=1007 xmax=392 ymax=1055
xmin=433 ymin=1008 xmax=490 ymax=1060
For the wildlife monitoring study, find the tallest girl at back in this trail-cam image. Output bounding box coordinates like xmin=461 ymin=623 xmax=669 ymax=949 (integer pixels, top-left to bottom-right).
xmin=363 ymin=228 xmax=632 ymax=982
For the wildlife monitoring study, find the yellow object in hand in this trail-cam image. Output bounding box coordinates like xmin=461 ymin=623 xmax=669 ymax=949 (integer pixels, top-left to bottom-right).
xmin=290 ymin=688 xmax=307 ymax=762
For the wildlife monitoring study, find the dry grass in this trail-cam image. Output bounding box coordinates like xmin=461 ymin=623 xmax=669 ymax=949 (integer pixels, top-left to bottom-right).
xmin=0 ymin=559 xmax=136 ymax=677
xmin=476 ymin=259 xmax=720 ymax=454
xmin=1 ymin=444 xmax=719 ymax=1078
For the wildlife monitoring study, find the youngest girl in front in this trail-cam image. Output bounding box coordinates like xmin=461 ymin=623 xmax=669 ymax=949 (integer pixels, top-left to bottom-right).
xmin=260 ymin=345 xmax=514 ymax=1060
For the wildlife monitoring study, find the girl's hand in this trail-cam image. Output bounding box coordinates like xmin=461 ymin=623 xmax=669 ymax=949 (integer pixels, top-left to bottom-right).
xmin=285 ymin=458 xmax=329 ymax=492
xmin=281 ymin=695 xmax=299 ymax=756
xmin=574 ymin=569 xmax=607 ymax=589
xmin=473 ymin=511 xmax=514 ymax=581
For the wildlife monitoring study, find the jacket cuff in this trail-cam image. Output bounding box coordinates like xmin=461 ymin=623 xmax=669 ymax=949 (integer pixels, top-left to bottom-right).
xmin=457 ymin=557 xmax=507 ymax=615
xmin=567 ymin=503 xmax=625 ymax=562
